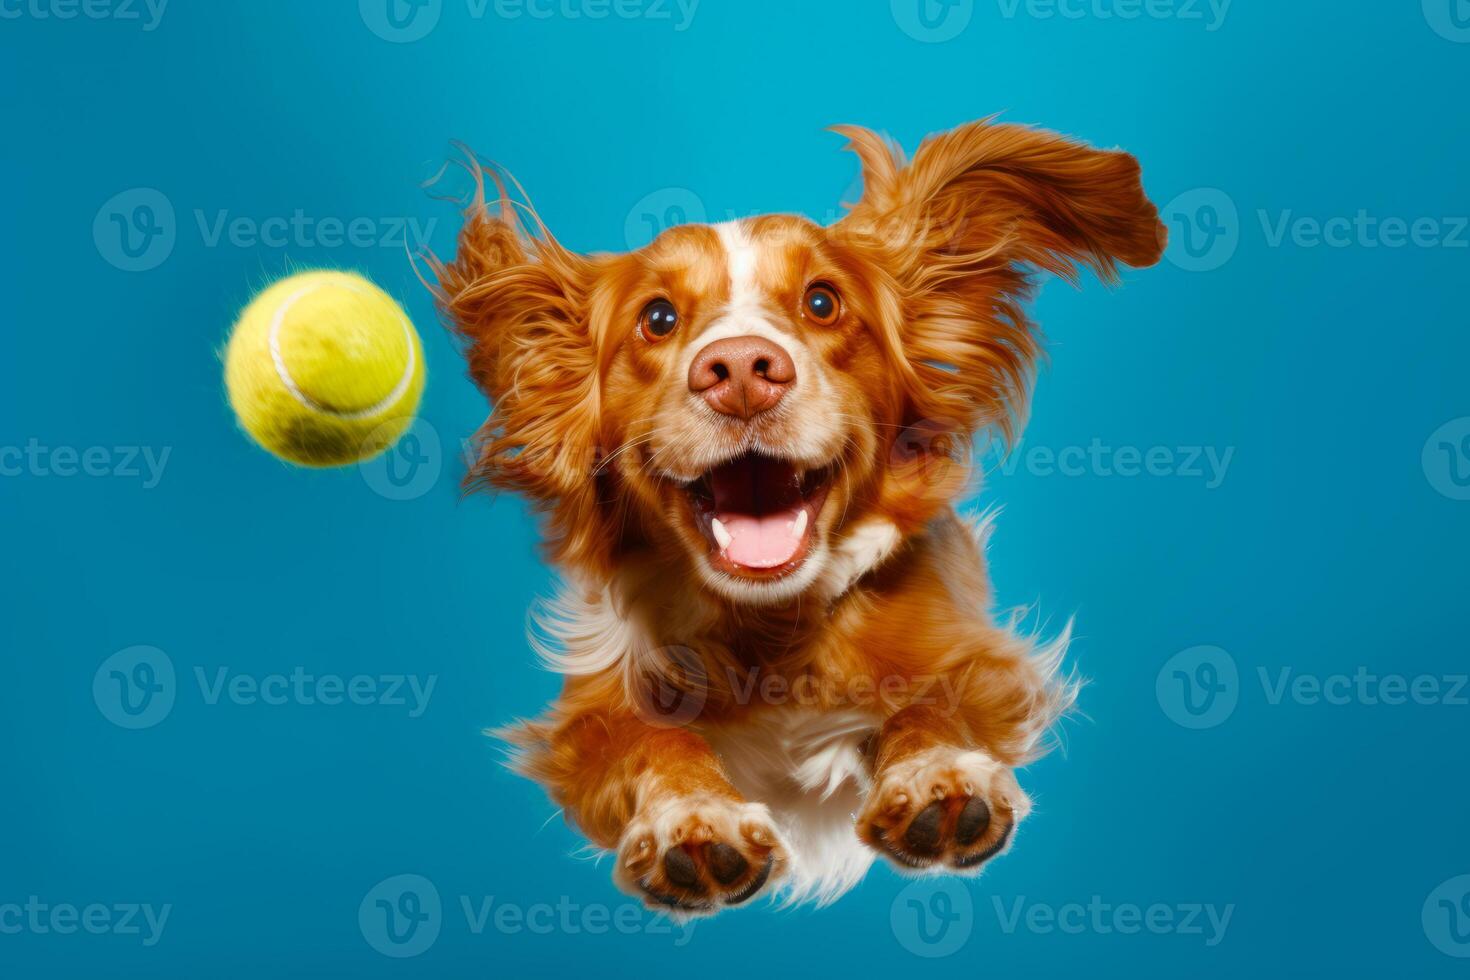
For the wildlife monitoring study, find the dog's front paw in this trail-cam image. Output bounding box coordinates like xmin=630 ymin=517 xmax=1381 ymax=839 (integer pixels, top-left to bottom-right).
xmin=858 ymin=746 xmax=1029 ymax=873
xmin=614 ymin=794 xmax=787 ymax=914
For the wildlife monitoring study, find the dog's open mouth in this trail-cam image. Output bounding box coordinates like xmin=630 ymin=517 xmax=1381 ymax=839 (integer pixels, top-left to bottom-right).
xmin=686 ymin=453 xmax=834 ymax=577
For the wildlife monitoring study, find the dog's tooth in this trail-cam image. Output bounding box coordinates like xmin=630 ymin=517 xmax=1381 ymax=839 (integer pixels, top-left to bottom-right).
xmin=711 ymin=518 xmax=733 ymax=551
xmin=791 ymin=509 xmax=808 ymax=538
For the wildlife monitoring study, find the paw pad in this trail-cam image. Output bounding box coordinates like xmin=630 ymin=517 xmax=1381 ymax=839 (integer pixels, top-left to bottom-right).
xmin=615 ymin=796 xmax=786 ymax=915
xmin=858 ymin=747 xmax=1025 ymax=873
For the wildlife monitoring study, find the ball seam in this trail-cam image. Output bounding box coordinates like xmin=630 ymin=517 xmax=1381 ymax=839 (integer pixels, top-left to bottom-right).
xmin=266 ymin=280 xmax=417 ymax=421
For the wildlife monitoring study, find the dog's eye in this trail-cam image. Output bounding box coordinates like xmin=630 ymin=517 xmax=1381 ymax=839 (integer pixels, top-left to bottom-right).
xmin=802 ymin=283 xmax=840 ymax=326
xmin=639 ymin=299 xmax=679 ymax=341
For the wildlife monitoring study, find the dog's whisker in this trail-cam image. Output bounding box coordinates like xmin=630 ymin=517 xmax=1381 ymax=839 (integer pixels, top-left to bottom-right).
xmin=592 ymin=434 xmax=656 ymax=477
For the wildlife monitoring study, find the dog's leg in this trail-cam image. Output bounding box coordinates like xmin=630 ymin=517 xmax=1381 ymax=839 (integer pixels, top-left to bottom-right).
xmin=508 ymin=707 xmax=787 ymax=913
xmin=856 ymin=704 xmax=1031 ymax=873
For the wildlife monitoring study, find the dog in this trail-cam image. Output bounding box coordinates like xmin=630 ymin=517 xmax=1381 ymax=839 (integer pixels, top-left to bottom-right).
xmin=433 ymin=117 xmax=1165 ymax=914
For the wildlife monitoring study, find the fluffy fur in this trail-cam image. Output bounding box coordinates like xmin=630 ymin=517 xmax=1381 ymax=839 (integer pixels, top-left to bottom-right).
xmin=432 ymin=117 xmax=1164 ymax=913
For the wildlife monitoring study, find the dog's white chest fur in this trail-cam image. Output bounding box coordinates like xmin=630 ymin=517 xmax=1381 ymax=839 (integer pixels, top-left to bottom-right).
xmin=701 ymin=707 xmax=878 ymax=905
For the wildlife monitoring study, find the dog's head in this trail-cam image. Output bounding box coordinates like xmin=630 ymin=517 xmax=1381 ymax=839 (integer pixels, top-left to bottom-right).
xmin=437 ymin=119 xmax=1164 ymax=605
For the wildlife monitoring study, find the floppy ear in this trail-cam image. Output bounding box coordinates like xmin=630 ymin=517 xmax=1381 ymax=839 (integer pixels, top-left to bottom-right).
xmin=432 ymin=168 xmax=611 ymax=572
xmin=832 ymin=118 xmax=1165 ymax=444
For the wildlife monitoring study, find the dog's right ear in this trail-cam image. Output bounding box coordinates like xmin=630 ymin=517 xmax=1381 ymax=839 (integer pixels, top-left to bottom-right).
xmin=831 ymin=118 xmax=1165 ymax=445
xmin=432 ymin=168 xmax=611 ymax=571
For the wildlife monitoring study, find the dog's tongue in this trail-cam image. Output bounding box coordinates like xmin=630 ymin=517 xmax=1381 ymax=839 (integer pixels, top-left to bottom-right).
xmin=709 ymin=455 xmax=807 ymax=569
xmin=718 ymin=508 xmax=806 ymax=568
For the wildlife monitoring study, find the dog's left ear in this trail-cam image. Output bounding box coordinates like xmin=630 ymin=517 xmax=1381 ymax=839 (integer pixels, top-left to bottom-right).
xmin=832 ymin=118 xmax=1165 ymax=441
xmin=433 ymin=168 xmax=616 ymax=573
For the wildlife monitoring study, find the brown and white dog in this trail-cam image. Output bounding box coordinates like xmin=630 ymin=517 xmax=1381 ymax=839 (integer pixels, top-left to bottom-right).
xmin=434 ymin=117 xmax=1165 ymax=914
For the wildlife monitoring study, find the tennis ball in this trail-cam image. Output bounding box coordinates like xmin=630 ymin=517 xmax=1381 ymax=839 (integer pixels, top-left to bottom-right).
xmin=225 ymin=270 xmax=425 ymax=467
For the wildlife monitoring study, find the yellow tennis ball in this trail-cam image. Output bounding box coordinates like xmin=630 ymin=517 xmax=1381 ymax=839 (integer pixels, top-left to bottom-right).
xmin=225 ymin=270 xmax=425 ymax=467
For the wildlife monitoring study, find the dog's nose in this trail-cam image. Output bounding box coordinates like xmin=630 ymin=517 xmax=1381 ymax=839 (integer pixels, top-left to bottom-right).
xmin=687 ymin=336 xmax=796 ymax=419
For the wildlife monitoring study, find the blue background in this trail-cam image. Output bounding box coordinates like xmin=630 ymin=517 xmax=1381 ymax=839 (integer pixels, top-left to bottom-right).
xmin=3 ymin=0 xmax=1469 ymax=976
